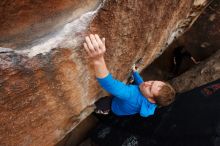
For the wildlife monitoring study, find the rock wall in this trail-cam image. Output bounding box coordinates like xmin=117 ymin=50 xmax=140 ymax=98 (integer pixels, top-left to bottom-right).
xmin=141 ymin=0 xmax=220 ymax=81
xmin=0 ymin=0 xmax=212 ymax=145
xmin=171 ymin=49 xmax=220 ymax=93
xmin=170 ymin=0 xmax=220 ymax=92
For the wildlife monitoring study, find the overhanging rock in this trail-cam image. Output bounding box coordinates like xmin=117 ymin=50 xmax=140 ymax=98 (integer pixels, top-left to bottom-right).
xmin=171 ymin=49 xmax=220 ymax=93
xmin=0 ymin=0 xmax=212 ymax=145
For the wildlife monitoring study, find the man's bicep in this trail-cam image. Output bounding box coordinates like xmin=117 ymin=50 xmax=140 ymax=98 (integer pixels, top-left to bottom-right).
xmin=110 ymin=81 xmax=132 ymax=100
xmin=97 ymin=74 xmax=132 ymax=100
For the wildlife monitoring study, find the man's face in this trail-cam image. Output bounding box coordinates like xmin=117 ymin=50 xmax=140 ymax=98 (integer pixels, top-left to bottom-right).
xmin=139 ymin=81 xmax=165 ymax=102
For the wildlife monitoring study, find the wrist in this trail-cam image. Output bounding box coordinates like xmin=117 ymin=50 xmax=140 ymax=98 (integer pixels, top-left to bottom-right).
xmin=92 ymin=57 xmax=105 ymax=65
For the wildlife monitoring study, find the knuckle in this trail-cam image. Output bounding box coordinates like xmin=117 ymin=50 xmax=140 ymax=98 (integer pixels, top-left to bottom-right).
xmin=91 ymin=53 xmax=96 ymax=57
xmin=97 ymin=50 xmax=102 ymax=55
xmin=94 ymin=52 xmax=99 ymax=56
xmin=90 ymin=46 xmax=94 ymax=50
xmin=98 ymin=41 xmax=102 ymax=45
xmin=100 ymin=44 xmax=104 ymax=48
xmin=93 ymin=44 xmax=99 ymax=49
xmin=100 ymin=46 xmax=105 ymax=51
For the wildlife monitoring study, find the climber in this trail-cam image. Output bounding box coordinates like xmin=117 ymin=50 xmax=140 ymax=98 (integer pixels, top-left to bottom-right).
xmin=83 ymin=34 xmax=176 ymax=117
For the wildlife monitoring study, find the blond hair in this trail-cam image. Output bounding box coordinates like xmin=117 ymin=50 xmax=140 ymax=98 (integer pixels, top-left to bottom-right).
xmin=155 ymin=82 xmax=176 ymax=107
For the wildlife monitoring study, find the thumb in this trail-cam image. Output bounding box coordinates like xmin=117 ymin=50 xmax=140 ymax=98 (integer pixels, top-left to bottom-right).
xmin=102 ymin=37 xmax=105 ymax=45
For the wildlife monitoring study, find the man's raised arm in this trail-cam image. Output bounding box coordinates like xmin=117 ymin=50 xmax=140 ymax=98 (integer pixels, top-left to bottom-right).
xmin=131 ymin=65 xmax=144 ymax=85
xmin=83 ymin=34 xmax=133 ymax=100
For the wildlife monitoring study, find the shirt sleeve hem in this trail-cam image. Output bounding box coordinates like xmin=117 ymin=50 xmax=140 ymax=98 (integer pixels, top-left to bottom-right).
xmin=96 ymin=73 xmax=112 ymax=83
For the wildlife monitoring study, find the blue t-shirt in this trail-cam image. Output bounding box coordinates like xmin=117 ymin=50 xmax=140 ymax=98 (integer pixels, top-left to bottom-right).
xmin=96 ymin=71 xmax=157 ymax=117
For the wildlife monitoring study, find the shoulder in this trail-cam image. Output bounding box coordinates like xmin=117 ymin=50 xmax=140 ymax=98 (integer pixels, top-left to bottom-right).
xmin=140 ymin=98 xmax=157 ymax=117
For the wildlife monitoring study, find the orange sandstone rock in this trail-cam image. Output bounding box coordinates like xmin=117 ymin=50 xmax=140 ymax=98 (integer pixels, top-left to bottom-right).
xmin=0 ymin=0 xmax=211 ymax=145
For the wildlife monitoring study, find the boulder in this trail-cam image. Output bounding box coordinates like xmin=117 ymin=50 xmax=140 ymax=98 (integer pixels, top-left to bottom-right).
xmin=171 ymin=49 xmax=220 ymax=93
xmin=0 ymin=0 xmax=212 ymax=145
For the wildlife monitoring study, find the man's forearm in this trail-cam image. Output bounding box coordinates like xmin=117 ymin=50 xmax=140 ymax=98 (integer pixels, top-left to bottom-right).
xmin=133 ymin=71 xmax=144 ymax=85
xmin=93 ymin=57 xmax=109 ymax=78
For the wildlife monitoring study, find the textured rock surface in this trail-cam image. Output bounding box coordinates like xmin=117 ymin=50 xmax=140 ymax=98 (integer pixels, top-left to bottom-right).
xmin=170 ymin=0 xmax=220 ymax=93
xmin=141 ymin=0 xmax=220 ymax=81
xmin=177 ymin=0 xmax=220 ymax=61
xmin=0 ymin=0 xmax=101 ymax=49
xmin=0 ymin=0 xmax=212 ymax=145
xmin=171 ymin=49 xmax=220 ymax=93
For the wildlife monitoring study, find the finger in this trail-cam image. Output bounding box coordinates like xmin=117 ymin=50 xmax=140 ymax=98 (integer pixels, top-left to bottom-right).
xmin=89 ymin=34 xmax=99 ymax=51
xmin=83 ymin=43 xmax=92 ymax=56
xmin=94 ymin=34 xmax=105 ymax=51
xmin=102 ymin=37 xmax=105 ymax=46
xmin=85 ymin=36 xmax=95 ymax=53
